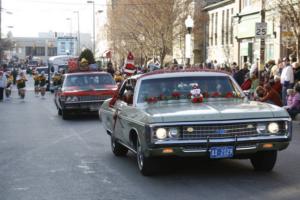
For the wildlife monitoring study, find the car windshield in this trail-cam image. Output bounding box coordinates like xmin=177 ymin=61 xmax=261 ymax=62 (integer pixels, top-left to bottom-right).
xmin=137 ymin=76 xmax=241 ymax=103
xmin=36 ymin=68 xmax=48 ymax=74
xmin=58 ymin=65 xmax=68 ymax=72
xmin=63 ymin=74 xmax=116 ymax=91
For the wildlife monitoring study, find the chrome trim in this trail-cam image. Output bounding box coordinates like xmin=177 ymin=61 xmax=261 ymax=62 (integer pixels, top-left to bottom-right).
xmin=181 ymin=145 xmax=257 ymax=153
xmin=118 ymin=140 xmax=137 ymax=154
xmin=65 ymin=100 xmax=104 ymax=104
xmin=118 ymin=114 xmax=146 ymax=127
xmin=154 ymin=135 xmax=290 ymax=145
xmin=182 ymin=149 xmax=207 ymax=153
xmin=236 ymin=145 xmax=257 ymax=151
xmin=149 ymin=118 xmax=291 ymax=127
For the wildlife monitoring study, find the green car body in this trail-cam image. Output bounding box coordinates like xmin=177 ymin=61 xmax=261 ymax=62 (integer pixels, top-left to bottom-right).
xmin=100 ymin=71 xmax=292 ymax=175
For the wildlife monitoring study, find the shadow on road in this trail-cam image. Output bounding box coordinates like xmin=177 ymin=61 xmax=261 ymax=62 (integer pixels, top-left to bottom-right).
xmin=64 ymin=113 xmax=100 ymax=121
xmin=106 ymin=152 xmax=281 ymax=178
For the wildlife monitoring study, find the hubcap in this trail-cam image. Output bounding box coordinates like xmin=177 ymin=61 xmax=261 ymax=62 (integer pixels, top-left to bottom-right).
xmin=137 ymin=140 xmax=143 ymax=170
xmin=111 ymin=137 xmax=116 ymax=151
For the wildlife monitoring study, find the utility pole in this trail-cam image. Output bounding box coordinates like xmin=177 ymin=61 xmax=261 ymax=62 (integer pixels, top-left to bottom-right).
xmin=74 ymin=11 xmax=80 ymax=56
xmin=0 ymin=0 xmax=2 ymax=65
xmin=259 ymin=0 xmax=266 ymax=74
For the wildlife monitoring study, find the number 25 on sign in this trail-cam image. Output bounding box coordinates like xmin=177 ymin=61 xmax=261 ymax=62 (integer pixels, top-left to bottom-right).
xmin=255 ymin=22 xmax=267 ymax=38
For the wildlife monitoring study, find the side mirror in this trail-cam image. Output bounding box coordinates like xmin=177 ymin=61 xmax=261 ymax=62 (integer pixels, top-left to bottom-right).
xmin=243 ymin=90 xmax=251 ymax=99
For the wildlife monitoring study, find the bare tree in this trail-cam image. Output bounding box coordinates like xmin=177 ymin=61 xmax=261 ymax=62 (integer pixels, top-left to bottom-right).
xmin=107 ymin=0 xmax=193 ymax=67
xmin=273 ymin=0 xmax=300 ymax=60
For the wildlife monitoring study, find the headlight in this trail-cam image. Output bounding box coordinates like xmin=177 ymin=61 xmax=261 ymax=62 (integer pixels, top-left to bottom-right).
xmin=268 ymin=122 xmax=279 ymax=134
xmin=66 ymin=96 xmax=79 ymax=102
xmin=156 ymin=128 xmax=167 ymax=140
xmin=169 ymin=128 xmax=179 ymax=138
xmin=66 ymin=96 xmax=72 ymax=102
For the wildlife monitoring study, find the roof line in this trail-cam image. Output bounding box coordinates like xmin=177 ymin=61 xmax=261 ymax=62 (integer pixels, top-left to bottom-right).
xmin=203 ymin=0 xmax=235 ymax=11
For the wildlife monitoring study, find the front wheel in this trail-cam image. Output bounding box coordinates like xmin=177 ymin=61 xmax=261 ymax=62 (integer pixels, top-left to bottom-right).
xmin=250 ymin=151 xmax=277 ymax=171
xmin=58 ymin=108 xmax=62 ymax=116
xmin=62 ymin=110 xmax=71 ymax=120
xmin=136 ymin=138 xmax=158 ymax=176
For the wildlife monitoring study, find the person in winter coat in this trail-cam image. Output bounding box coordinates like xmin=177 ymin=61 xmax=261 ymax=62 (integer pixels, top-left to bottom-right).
xmin=0 ymin=71 xmax=7 ymax=101
xmin=241 ymin=73 xmax=252 ymax=90
xmin=285 ymin=82 xmax=300 ymax=119
xmin=281 ymin=57 xmax=294 ymax=105
xmin=258 ymin=83 xmax=282 ymax=107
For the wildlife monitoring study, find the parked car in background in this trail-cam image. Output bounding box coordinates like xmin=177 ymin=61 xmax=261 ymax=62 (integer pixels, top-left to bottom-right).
xmin=55 ymin=71 xmax=117 ymax=120
xmin=100 ymin=70 xmax=292 ymax=176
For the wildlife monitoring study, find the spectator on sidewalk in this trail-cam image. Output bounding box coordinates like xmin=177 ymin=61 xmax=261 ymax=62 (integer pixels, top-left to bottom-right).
xmin=270 ymin=59 xmax=282 ymax=79
xmin=258 ymin=83 xmax=282 ymax=107
xmin=285 ymin=82 xmax=300 ymax=120
xmin=0 ymin=71 xmax=7 ymax=101
xmin=271 ymin=75 xmax=282 ymax=97
xmin=281 ymin=57 xmax=294 ymax=105
xmin=241 ymin=73 xmax=252 ymax=90
xmin=294 ymin=63 xmax=300 ymax=83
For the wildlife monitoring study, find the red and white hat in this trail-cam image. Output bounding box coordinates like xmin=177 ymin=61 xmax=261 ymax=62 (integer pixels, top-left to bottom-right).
xmin=124 ymin=52 xmax=136 ymax=76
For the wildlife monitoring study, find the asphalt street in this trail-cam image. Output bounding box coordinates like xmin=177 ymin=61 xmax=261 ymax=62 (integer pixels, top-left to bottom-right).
xmin=0 ymin=80 xmax=300 ymax=200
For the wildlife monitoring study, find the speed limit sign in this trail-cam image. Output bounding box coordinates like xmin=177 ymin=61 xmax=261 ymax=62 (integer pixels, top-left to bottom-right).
xmin=255 ymin=22 xmax=267 ymax=38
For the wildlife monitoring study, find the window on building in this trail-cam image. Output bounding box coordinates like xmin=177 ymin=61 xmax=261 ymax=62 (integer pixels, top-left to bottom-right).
xmin=25 ymin=46 xmax=45 ymax=56
xmin=226 ymin=9 xmax=229 ymax=45
xmin=48 ymin=47 xmax=57 ymax=56
xmin=243 ymin=0 xmax=252 ymax=8
xmin=25 ymin=47 xmax=33 ymax=56
xmin=222 ymin=10 xmax=225 ymax=45
xmin=60 ymin=42 xmax=66 ymax=53
xmin=35 ymin=47 xmax=45 ymax=56
xmin=215 ymin=12 xmax=218 ymax=45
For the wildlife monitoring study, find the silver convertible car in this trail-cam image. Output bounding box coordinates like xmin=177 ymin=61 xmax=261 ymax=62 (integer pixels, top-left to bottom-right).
xmin=99 ymin=70 xmax=292 ymax=176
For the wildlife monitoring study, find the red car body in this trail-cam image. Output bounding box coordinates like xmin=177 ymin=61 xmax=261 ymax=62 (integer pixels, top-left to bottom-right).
xmin=54 ymin=71 xmax=118 ymax=119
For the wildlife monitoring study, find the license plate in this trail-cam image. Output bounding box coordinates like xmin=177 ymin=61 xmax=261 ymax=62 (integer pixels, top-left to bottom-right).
xmin=210 ymin=146 xmax=234 ymax=159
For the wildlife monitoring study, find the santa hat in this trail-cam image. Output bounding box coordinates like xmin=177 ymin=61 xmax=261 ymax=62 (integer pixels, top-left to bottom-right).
xmin=124 ymin=52 xmax=136 ymax=76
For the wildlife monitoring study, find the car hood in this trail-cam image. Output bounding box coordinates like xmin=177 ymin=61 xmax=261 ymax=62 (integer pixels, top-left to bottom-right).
xmin=141 ymin=100 xmax=289 ymax=123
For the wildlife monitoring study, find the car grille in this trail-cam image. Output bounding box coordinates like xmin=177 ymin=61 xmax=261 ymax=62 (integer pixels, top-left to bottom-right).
xmin=78 ymin=95 xmax=112 ymax=102
xmin=182 ymin=123 xmax=258 ymax=139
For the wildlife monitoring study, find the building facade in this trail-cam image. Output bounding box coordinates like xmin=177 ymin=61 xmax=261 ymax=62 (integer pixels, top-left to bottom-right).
xmin=204 ymin=0 xmax=297 ymax=68
xmin=10 ymin=37 xmax=57 ymax=64
xmin=204 ymin=0 xmax=236 ymax=65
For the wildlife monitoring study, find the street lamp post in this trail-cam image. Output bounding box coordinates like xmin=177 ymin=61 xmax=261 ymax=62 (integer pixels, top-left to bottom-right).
xmin=73 ymin=11 xmax=80 ymax=56
xmin=65 ymin=18 xmax=72 ymax=37
xmin=87 ymin=0 xmax=95 ymax=55
xmin=185 ymin=15 xmax=194 ymax=67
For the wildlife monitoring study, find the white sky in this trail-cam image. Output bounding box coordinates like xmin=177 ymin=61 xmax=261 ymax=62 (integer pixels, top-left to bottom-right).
xmin=2 ymin=0 xmax=107 ymax=37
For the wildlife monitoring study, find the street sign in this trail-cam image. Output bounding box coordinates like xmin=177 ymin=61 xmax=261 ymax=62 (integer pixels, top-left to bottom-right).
xmin=255 ymin=22 xmax=267 ymax=38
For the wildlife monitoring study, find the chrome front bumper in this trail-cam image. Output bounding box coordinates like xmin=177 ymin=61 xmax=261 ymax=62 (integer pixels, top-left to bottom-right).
xmin=146 ymin=135 xmax=291 ymax=157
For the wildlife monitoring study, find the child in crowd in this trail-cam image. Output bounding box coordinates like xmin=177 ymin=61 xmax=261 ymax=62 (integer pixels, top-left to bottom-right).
xmin=285 ymin=82 xmax=300 ymax=119
xmin=286 ymin=89 xmax=295 ymax=107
